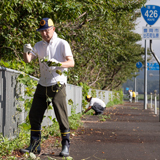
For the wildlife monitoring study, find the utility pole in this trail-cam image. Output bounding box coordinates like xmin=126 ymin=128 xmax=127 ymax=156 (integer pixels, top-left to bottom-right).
xmin=144 ymin=39 xmax=147 ymax=110
xmin=150 ymin=40 xmax=160 ymax=122
xmin=135 ymin=72 xmax=136 ymax=92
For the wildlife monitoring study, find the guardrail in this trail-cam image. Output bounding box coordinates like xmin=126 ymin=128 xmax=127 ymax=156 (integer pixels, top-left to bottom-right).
xmin=0 ymin=67 xmax=112 ymax=137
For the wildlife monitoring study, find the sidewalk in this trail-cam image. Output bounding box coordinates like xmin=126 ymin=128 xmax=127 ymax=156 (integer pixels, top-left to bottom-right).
xmin=40 ymin=102 xmax=160 ymax=160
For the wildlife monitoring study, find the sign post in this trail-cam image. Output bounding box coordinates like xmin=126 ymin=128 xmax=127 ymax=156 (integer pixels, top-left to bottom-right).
xmin=141 ymin=5 xmax=160 ymax=110
xmin=144 ymin=39 xmax=148 ymax=109
xmin=136 ymin=62 xmax=143 ymax=94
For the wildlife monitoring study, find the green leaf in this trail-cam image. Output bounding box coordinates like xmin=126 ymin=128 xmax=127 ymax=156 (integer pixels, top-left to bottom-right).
xmin=16 ymin=107 xmax=22 ymax=112
xmin=48 ymin=116 xmax=52 ymax=121
xmin=19 ymin=123 xmax=30 ymax=131
xmin=46 ymin=97 xmax=52 ymax=103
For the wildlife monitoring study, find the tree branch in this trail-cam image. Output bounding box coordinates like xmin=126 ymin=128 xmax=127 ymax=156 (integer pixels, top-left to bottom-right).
xmin=78 ymin=12 xmax=87 ymax=19
xmin=89 ymin=68 xmax=102 ymax=86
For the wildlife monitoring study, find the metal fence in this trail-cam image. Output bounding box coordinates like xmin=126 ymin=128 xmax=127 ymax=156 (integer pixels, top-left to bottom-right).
xmin=0 ymin=67 xmax=112 ymax=137
xmin=88 ymin=89 xmax=112 ymax=105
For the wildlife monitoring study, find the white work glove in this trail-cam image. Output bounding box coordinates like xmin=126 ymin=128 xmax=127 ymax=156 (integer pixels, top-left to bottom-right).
xmin=49 ymin=58 xmax=59 ymax=63
xmin=47 ymin=58 xmax=62 ymax=67
xmin=23 ymin=44 xmax=33 ymax=54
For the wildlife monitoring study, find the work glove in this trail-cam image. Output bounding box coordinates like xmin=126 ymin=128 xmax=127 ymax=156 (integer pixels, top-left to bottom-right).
xmin=47 ymin=58 xmax=62 ymax=67
xmin=23 ymin=44 xmax=33 ymax=54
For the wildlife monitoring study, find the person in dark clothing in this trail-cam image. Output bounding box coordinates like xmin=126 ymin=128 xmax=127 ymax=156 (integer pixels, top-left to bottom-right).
xmin=20 ymin=18 xmax=74 ymax=157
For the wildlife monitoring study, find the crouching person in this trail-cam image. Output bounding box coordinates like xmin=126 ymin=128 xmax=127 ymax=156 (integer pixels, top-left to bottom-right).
xmin=84 ymin=95 xmax=106 ymax=115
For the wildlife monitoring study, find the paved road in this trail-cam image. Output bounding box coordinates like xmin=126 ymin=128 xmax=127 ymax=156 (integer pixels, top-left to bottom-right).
xmin=40 ymin=102 xmax=160 ymax=160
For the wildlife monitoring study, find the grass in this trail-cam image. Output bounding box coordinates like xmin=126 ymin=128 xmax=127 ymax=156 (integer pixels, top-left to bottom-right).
xmin=68 ymin=106 xmax=83 ymax=130
xmin=0 ymin=99 xmax=123 ymax=159
xmin=84 ymin=109 xmax=94 ymax=115
xmin=131 ymin=107 xmax=138 ymax=109
xmin=0 ymin=105 xmax=83 ymax=160
xmin=99 ymin=115 xmax=111 ymax=121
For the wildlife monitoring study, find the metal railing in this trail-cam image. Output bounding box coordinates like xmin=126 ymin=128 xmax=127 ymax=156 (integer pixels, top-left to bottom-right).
xmin=0 ymin=67 xmax=112 ymax=137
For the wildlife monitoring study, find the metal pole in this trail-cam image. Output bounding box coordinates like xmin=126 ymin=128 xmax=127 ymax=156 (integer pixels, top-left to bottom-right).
xmin=155 ymin=94 xmax=157 ymax=114
xmin=135 ymin=72 xmax=136 ymax=92
xmin=159 ymin=67 xmax=160 ymax=118
xmin=144 ymin=39 xmax=147 ymax=109
xmin=151 ymin=93 xmax=152 ymax=109
xmin=135 ymin=72 xmax=136 ymax=102
xmin=150 ymin=40 xmax=160 ymax=121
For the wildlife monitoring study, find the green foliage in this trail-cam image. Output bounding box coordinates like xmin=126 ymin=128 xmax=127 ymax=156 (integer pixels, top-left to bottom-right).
xmin=68 ymin=105 xmax=83 ymax=130
xmin=62 ymin=156 xmax=73 ymax=160
xmin=0 ymin=0 xmax=146 ymax=91
xmin=84 ymin=109 xmax=94 ymax=115
xmin=0 ymin=130 xmax=30 ymax=159
xmin=46 ymin=97 xmax=53 ymax=103
xmin=112 ymin=89 xmax=123 ymax=105
xmin=131 ymin=107 xmax=138 ymax=110
xmin=18 ymin=123 xmax=31 ymax=131
xmin=91 ymin=89 xmax=96 ymax=98
xmin=17 ymin=74 xmax=37 ymax=96
xmin=0 ymin=59 xmax=35 ymax=75
xmin=106 ymin=90 xmax=124 ymax=107
xmin=106 ymin=101 xmax=114 ymax=108
xmin=68 ymin=99 xmax=73 ymax=105
xmin=63 ymin=0 xmax=147 ymax=90
xmin=99 ymin=115 xmax=111 ymax=121
xmin=16 ymin=72 xmax=37 ymax=130
xmin=0 ymin=1 xmax=146 ymax=157
xmin=0 ymin=103 xmax=83 ymax=159
xmin=40 ymin=57 xmax=62 ymax=67
xmin=79 ymin=82 xmax=90 ymax=109
xmin=56 ymin=70 xmax=62 ymax=75
xmin=0 ymin=0 xmax=80 ymax=59
xmin=42 ymin=119 xmax=61 ymax=138
xmin=0 ymin=134 xmax=15 ymax=157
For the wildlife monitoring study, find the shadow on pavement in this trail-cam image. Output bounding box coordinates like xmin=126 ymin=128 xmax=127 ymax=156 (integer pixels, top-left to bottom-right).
xmin=39 ymin=102 xmax=160 ymax=160
xmin=70 ymin=102 xmax=160 ymax=160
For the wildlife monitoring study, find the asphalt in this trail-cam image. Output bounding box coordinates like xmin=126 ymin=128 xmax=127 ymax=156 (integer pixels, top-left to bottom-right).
xmin=40 ymin=102 xmax=160 ymax=160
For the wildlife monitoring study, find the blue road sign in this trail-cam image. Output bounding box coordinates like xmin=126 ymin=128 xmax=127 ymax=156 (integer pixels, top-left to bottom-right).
xmin=136 ymin=62 xmax=143 ymax=69
xmin=141 ymin=5 xmax=160 ymax=25
xmin=147 ymin=63 xmax=159 ymax=70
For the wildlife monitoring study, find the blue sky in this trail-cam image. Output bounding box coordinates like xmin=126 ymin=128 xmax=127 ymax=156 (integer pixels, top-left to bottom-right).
xmin=135 ymin=0 xmax=160 ymax=62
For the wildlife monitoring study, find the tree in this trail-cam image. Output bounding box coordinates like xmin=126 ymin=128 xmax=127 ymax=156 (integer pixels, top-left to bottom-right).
xmin=63 ymin=0 xmax=146 ymax=90
xmin=0 ymin=0 xmax=147 ymax=90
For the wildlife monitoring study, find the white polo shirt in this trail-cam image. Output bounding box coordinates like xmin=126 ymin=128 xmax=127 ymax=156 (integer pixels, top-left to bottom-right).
xmin=32 ymin=32 xmax=73 ymax=86
xmin=129 ymin=91 xmax=132 ymax=97
xmin=89 ymin=98 xmax=106 ymax=108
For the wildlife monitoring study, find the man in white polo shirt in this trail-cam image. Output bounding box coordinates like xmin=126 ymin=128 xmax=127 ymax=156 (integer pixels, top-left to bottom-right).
xmin=20 ymin=18 xmax=74 ymax=157
xmin=84 ymin=95 xmax=106 ymax=115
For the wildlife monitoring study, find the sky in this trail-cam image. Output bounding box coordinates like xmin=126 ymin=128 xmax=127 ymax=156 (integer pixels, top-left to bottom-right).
xmin=135 ymin=0 xmax=160 ymax=62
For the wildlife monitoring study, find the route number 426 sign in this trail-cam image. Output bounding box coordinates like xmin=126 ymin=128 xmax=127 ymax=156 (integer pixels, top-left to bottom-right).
xmin=141 ymin=5 xmax=160 ymax=25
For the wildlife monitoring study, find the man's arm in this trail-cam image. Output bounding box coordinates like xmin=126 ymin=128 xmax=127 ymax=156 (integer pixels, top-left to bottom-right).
xmin=60 ymin=56 xmax=74 ymax=68
xmin=84 ymin=106 xmax=92 ymax=114
xmin=23 ymin=52 xmax=36 ymax=63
